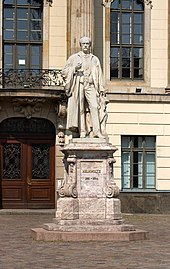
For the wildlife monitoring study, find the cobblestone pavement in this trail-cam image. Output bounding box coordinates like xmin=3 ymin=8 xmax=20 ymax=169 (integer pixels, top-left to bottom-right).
xmin=0 ymin=211 xmax=170 ymax=269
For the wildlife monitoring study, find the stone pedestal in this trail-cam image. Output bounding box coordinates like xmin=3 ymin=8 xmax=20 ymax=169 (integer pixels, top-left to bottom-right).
xmin=31 ymin=138 xmax=148 ymax=241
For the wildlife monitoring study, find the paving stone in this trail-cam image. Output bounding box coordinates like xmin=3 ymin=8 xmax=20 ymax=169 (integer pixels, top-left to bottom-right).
xmin=0 ymin=212 xmax=170 ymax=269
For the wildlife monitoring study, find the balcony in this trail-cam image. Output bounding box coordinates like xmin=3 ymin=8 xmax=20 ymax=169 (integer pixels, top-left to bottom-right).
xmin=0 ymin=68 xmax=65 ymax=99
xmin=0 ymin=69 xmax=64 ymax=88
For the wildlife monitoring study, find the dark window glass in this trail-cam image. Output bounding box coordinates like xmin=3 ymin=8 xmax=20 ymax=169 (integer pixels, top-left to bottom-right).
xmin=17 ymin=0 xmax=28 ymax=5
xmin=4 ymin=0 xmax=14 ymax=4
xmin=122 ymin=0 xmax=131 ymax=9
xmin=110 ymin=0 xmax=144 ymax=80
xmin=3 ymin=0 xmax=42 ymax=72
xmin=111 ymin=0 xmax=119 ymax=9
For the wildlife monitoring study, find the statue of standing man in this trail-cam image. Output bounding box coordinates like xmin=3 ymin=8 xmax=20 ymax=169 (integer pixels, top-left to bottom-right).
xmin=62 ymin=36 xmax=107 ymax=138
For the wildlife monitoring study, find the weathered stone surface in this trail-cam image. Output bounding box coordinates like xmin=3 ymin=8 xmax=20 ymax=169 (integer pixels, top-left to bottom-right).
xmin=32 ymin=138 xmax=148 ymax=241
xmin=32 ymin=228 xmax=149 ymax=242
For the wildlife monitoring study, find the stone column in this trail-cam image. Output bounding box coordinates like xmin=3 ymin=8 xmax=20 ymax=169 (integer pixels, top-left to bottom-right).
xmin=67 ymin=0 xmax=94 ymax=56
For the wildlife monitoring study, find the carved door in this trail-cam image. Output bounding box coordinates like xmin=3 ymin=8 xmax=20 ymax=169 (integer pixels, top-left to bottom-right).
xmin=0 ymin=138 xmax=55 ymax=209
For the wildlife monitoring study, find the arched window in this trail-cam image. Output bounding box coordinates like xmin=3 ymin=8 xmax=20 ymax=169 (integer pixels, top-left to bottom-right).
xmin=110 ymin=0 xmax=144 ymax=80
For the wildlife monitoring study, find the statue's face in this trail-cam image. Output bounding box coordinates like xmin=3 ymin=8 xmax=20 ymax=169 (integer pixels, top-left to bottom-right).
xmin=81 ymin=41 xmax=91 ymax=54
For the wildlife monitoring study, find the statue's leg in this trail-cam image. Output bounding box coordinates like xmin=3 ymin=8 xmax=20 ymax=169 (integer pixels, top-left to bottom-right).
xmin=85 ymin=86 xmax=103 ymax=137
xmin=79 ymin=84 xmax=86 ymax=137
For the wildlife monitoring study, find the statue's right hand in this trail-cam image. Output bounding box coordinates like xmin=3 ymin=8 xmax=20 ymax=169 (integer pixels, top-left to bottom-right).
xmin=75 ymin=63 xmax=82 ymax=72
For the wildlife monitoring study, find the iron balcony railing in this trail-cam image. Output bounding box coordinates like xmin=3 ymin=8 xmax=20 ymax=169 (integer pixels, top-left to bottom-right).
xmin=0 ymin=69 xmax=64 ymax=89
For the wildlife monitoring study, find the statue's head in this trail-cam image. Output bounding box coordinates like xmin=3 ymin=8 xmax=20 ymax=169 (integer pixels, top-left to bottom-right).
xmin=79 ymin=36 xmax=91 ymax=46
xmin=79 ymin=36 xmax=91 ymax=54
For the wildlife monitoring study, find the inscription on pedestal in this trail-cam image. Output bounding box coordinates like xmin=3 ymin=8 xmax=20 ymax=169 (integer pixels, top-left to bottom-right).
xmin=80 ymin=161 xmax=104 ymax=197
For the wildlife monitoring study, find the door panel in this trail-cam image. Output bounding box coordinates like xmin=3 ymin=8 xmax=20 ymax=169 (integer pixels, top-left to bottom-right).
xmin=1 ymin=140 xmax=27 ymax=208
xmin=27 ymin=140 xmax=55 ymax=208
xmin=0 ymin=138 xmax=55 ymax=209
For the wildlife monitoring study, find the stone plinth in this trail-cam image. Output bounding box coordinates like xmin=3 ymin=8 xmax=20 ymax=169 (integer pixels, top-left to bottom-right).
xmin=32 ymin=138 xmax=148 ymax=241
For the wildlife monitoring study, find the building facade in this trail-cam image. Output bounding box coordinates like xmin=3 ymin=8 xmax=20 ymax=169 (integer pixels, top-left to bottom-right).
xmin=0 ymin=0 xmax=170 ymax=213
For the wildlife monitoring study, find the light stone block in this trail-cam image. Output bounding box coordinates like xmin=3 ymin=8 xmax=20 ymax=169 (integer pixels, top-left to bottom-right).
xmin=106 ymin=198 xmax=122 ymax=220
xmin=56 ymin=197 xmax=79 ymax=220
xmin=78 ymin=198 xmax=105 ymax=219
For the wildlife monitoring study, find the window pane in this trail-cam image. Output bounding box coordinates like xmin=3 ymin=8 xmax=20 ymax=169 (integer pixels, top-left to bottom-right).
xmin=134 ymin=68 xmax=143 ymax=79
xmin=4 ymin=8 xmax=14 ymax=18
xmin=30 ymin=0 xmax=42 ymax=6
xmin=133 ymin=0 xmax=144 ymax=11
xmin=17 ymin=8 xmax=28 ymax=19
xmin=133 ymin=152 xmax=139 ymax=188
xmin=4 ymin=44 xmax=13 ymax=69
xmin=17 ymin=20 xmax=28 ymax=30
xmin=134 ymin=48 xmax=143 ymax=58
xmin=110 ymin=13 xmax=119 ymax=44
xmin=31 ymin=46 xmax=41 ymax=68
xmin=110 ymin=48 xmax=119 ymax=78
xmin=122 ymin=152 xmax=130 ymax=188
xmin=17 ymin=45 xmax=27 ymax=68
xmin=122 ymin=34 xmax=130 ymax=44
xmin=138 ymin=152 xmax=143 ymax=188
xmin=31 ymin=20 xmax=41 ymax=30
xmin=4 ymin=0 xmax=14 ymax=4
xmin=122 ymin=13 xmax=130 ymax=24
xmin=17 ymin=31 xmax=28 ymax=40
xmin=4 ymin=45 xmax=13 ymax=53
xmin=17 ymin=0 xmax=28 ymax=5
xmin=122 ymin=0 xmax=131 ymax=10
xmin=4 ymin=30 xmax=14 ymax=40
xmin=4 ymin=20 xmax=14 ymax=29
xmin=134 ymin=34 xmax=143 ymax=44
xmin=134 ymin=13 xmax=143 ymax=24
xmin=122 ymin=68 xmax=130 ymax=78
xmin=134 ymin=24 xmax=143 ymax=35
xmin=134 ymin=57 xmax=143 ymax=69
xmin=111 ymin=0 xmax=119 ymax=9
xmin=145 ymin=153 xmax=155 ymax=188
xmin=31 ymin=9 xmax=41 ymax=20
xmin=145 ymin=137 xmax=155 ymax=148
xmin=31 ymin=55 xmax=40 ymax=66
xmin=122 ymin=136 xmax=131 ymax=148
xmin=30 ymin=31 xmax=42 ymax=41
xmin=111 ymin=32 xmax=119 ymax=44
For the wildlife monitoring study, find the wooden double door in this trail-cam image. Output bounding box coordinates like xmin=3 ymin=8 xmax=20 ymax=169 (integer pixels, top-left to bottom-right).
xmin=0 ymin=136 xmax=55 ymax=209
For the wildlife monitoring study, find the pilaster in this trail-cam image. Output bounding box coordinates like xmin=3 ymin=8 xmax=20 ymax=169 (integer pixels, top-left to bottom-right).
xmin=67 ymin=0 xmax=94 ymax=56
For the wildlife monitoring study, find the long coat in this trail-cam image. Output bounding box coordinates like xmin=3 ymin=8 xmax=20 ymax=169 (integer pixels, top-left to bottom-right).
xmin=62 ymin=51 xmax=105 ymax=130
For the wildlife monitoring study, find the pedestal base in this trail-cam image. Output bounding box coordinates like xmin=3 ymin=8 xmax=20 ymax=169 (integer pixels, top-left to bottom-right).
xmin=31 ymin=228 xmax=149 ymax=242
xmin=31 ymin=138 xmax=148 ymax=242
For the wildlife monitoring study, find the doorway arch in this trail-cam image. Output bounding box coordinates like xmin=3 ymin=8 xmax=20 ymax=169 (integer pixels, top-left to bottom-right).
xmin=0 ymin=117 xmax=55 ymax=209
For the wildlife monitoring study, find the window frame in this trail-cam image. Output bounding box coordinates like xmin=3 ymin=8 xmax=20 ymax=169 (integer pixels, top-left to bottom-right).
xmin=110 ymin=0 xmax=144 ymax=81
xmin=104 ymin=0 xmax=151 ymax=88
xmin=121 ymin=136 xmax=156 ymax=190
xmin=2 ymin=0 xmax=43 ymax=70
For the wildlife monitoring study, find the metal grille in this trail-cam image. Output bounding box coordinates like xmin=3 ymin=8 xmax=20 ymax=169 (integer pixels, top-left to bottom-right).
xmin=3 ymin=143 xmax=21 ymax=179
xmin=0 ymin=69 xmax=64 ymax=88
xmin=32 ymin=144 xmax=50 ymax=179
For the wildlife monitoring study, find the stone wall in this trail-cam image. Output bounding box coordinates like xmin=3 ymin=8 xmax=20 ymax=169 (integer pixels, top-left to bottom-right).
xmin=120 ymin=192 xmax=170 ymax=214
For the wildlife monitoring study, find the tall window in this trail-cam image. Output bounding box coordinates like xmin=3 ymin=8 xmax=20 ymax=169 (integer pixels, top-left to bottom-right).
xmin=121 ymin=136 xmax=156 ymax=190
xmin=3 ymin=0 xmax=43 ymax=71
xmin=110 ymin=0 xmax=144 ymax=80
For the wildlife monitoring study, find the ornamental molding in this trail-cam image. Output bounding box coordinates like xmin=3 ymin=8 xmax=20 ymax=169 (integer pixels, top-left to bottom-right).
xmin=102 ymin=0 xmax=153 ymax=8
xmin=12 ymin=98 xmax=46 ymax=119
